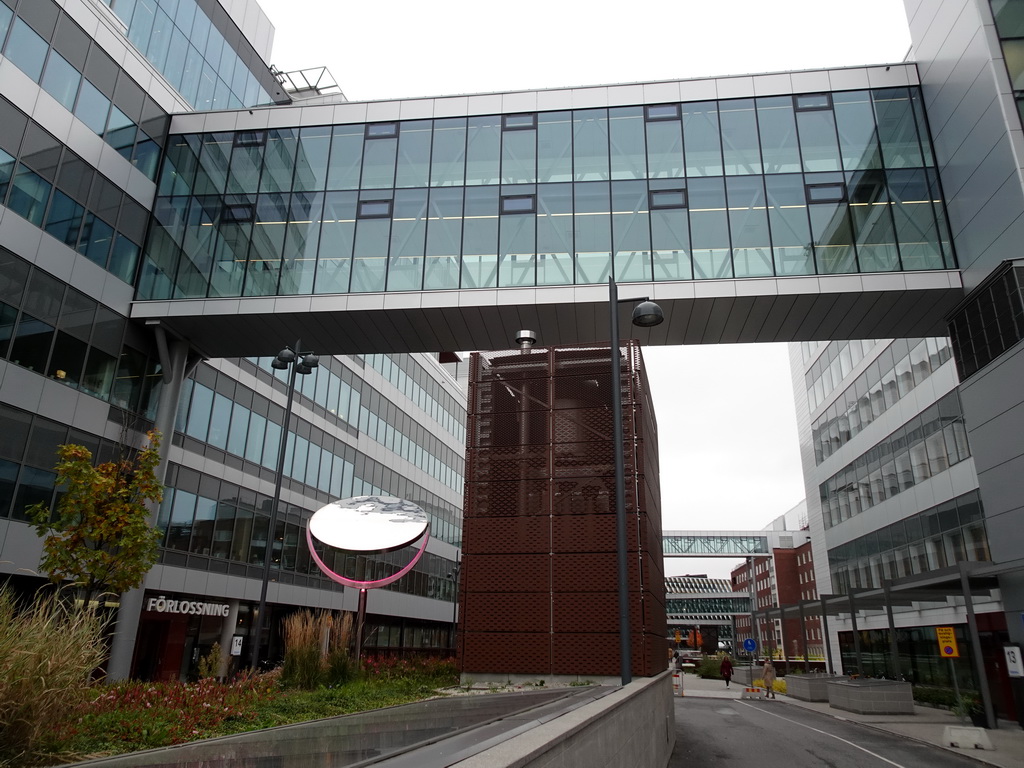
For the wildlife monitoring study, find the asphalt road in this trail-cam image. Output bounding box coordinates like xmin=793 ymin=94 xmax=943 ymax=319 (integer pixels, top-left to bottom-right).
xmin=669 ymin=696 xmax=982 ymax=768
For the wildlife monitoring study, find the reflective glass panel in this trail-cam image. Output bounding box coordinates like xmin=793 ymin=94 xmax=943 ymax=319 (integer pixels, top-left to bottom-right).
xmin=41 ymin=51 xmax=82 ymax=111
xmin=315 ymin=191 xmax=356 ymax=293
xmin=727 ymin=176 xmax=772 ymax=277
xmin=833 ymin=91 xmax=882 ymax=170
xmin=6 ymin=19 xmax=49 ymax=82
xmin=611 ymin=180 xmax=650 ymax=281
xmin=436 ymin=118 xmax=471 ymax=186
xmin=423 ymin=187 xmax=463 ymax=290
xmin=609 ymin=107 xmax=646 ymax=180
xmin=720 ymin=99 xmax=762 ymax=175
xmin=683 ymin=102 xmax=723 ymax=177
xmin=387 ymin=188 xmax=427 ymax=291
xmin=757 ymin=96 xmax=802 ymax=173
xmin=395 ymin=121 xmax=432 ymax=188
xmin=466 ymin=115 xmax=497 ymax=188
xmin=461 ymin=186 xmax=498 ymax=288
xmin=536 ymin=184 xmax=574 ymax=285
xmin=537 ymin=111 xmax=572 ymax=183
xmin=573 ymin=110 xmax=610 ymax=182
xmin=688 ymin=177 xmax=731 ymax=278
xmin=573 ymin=181 xmax=611 ymax=283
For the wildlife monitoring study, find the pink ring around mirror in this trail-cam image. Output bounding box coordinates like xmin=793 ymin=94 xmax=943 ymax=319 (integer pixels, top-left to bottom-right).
xmin=306 ymin=496 xmax=431 ymax=589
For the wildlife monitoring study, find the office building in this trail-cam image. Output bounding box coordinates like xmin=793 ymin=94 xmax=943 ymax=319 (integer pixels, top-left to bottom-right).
xmin=0 ymin=0 xmax=1020 ymax=704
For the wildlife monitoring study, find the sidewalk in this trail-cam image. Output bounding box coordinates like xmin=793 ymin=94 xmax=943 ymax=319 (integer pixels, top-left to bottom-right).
xmin=676 ymin=671 xmax=1024 ymax=768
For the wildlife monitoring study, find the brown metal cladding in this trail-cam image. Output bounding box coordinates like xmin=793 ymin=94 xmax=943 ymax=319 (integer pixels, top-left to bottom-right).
xmin=460 ymin=343 xmax=666 ymax=678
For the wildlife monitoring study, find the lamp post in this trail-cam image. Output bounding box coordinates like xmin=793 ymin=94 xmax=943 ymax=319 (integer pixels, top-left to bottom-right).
xmin=608 ymin=276 xmax=663 ymax=686
xmin=447 ymin=561 xmax=461 ymax=650
xmin=250 ymin=340 xmax=319 ymax=671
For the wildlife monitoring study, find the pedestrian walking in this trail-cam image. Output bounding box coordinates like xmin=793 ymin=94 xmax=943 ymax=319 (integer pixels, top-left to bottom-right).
xmin=761 ymin=658 xmax=776 ymax=698
xmin=720 ymin=655 xmax=733 ymax=688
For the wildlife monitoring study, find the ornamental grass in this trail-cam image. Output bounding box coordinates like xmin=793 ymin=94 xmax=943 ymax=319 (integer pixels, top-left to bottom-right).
xmin=0 ymin=588 xmax=108 ymax=767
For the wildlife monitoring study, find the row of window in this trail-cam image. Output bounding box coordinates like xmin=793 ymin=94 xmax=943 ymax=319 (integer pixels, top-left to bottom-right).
xmin=0 ymin=250 xmax=161 ymax=416
xmin=948 ymin=263 xmax=1024 ymax=380
xmin=140 ymin=171 xmax=953 ymax=301
xmin=811 ymin=337 xmax=953 ymax=464
xmin=819 ymin=392 xmax=972 ymax=529
xmin=360 ymin=353 xmax=467 ymax=443
xmin=0 ymin=96 xmax=148 ymax=283
xmin=0 ymin=403 xmax=150 ymax=521
xmin=158 ymin=89 xmax=935 ymax=198
xmin=178 ymin=359 xmax=463 ymax=544
xmin=157 ymin=461 xmax=459 ymax=597
xmin=0 ymin=0 xmax=167 ymax=180
xmin=828 ymin=491 xmax=990 ymax=593
xmin=104 ymin=0 xmax=275 ymax=110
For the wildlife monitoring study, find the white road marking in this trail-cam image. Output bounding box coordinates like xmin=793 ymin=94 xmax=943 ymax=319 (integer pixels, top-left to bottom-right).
xmin=739 ymin=702 xmax=909 ymax=768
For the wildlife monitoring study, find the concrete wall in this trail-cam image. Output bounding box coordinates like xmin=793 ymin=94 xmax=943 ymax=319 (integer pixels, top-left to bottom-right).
xmin=455 ymin=675 xmax=675 ymax=768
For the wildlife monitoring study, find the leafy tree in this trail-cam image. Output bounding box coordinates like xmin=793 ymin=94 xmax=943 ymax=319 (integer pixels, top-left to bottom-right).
xmin=28 ymin=430 xmax=164 ymax=600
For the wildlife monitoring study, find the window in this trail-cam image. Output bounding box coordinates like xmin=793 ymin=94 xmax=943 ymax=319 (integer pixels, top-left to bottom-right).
xmin=357 ymin=199 xmax=392 ymax=218
xmin=502 ymin=113 xmax=536 ymax=130
xmin=795 ymin=93 xmax=833 ymax=111
xmin=223 ymin=203 xmax=254 ymax=223
xmin=499 ymin=194 xmax=536 ymax=214
xmin=365 ymin=122 xmax=398 ymax=139
xmin=645 ymin=104 xmax=681 ymax=121
xmin=234 ymin=131 xmax=266 ymax=148
xmin=806 ymin=182 xmax=847 ymax=203
xmin=650 ymin=188 xmax=687 ymax=209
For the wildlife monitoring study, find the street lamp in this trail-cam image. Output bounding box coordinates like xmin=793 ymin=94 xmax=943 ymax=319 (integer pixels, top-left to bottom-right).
xmin=447 ymin=561 xmax=462 ymax=650
xmin=609 ymin=276 xmax=663 ymax=686
xmin=250 ymin=340 xmax=319 ymax=670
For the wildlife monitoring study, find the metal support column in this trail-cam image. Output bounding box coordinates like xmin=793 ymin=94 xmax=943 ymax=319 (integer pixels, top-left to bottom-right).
xmin=960 ymin=562 xmax=996 ymax=729
xmin=848 ymin=591 xmax=863 ymax=676
xmin=821 ymin=596 xmax=834 ymax=675
xmin=799 ymin=601 xmax=810 ymax=672
xmin=883 ymin=580 xmax=900 ymax=680
xmin=778 ymin=606 xmax=791 ymax=674
xmin=107 ymin=329 xmax=199 ymax=681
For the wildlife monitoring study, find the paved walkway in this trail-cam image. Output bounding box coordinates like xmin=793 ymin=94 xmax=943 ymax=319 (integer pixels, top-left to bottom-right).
xmin=676 ymin=671 xmax=1024 ymax=768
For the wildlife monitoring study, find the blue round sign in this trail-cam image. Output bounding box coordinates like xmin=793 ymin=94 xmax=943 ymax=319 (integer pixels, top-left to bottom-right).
xmin=743 ymin=638 xmax=757 ymax=652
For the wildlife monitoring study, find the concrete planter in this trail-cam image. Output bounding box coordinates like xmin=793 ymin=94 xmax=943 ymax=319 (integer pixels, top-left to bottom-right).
xmin=785 ymin=674 xmax=846 ymax=702
xmin=826 ymin=679 xmax=915 ymax=715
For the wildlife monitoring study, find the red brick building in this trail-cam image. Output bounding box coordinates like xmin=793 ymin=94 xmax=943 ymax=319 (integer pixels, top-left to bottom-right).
xmin=459 ymin=343 xmax=666 ymax=679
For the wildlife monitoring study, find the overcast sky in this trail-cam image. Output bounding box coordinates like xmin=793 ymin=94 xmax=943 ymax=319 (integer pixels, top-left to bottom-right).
xmin=254 ymin=0 xmax=913 ymax=578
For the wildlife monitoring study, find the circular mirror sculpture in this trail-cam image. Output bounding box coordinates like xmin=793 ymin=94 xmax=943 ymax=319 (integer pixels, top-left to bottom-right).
xmin=306 ymin=495 xmax=430 ymax=588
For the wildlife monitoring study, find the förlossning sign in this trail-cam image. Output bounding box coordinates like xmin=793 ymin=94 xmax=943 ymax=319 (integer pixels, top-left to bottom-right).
xmin=145 ymin=596 xmax=230 ymax=617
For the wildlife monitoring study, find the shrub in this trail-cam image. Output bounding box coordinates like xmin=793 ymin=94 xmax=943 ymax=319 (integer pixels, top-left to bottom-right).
xmin=753 ymin=677 xmax=788 ymax=695
xmin=912 ymin=685 xmax=966 ymax=709
xmin=197 ymin=642 xmax=222 ymax=680
xmin=696 ymin=657 xmax=722 ymax=679
xmin=282 ymin=610 xmax=355 ymax=689
xmin=0 ymin=587 xmax=108 ymax=764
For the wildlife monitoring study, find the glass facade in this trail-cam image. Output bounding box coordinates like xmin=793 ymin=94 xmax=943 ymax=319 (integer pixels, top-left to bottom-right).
xmin=138 ymin=88 xmax=956 ymax=301
xmin=0 ymin=0 xmax=169 ymax=181
xmin=101 ymin=0 xmax=277 ymax=110
xmin=175 ymin=356 xmax=464 ymax=541
xmin=0 ymin=96 xmax=149 ymax=283
xmin=809 ymin=337 xmax=953 ymax=462
xmin=157 ymin=464 xmax=458 ymax=604
xmin=828 ymin=491 xmax=989 ymax=593
xmin=819 ymin=392 xmax=972 ymax=529
xmin=948 ymin=263 xmax=1024 ymax=380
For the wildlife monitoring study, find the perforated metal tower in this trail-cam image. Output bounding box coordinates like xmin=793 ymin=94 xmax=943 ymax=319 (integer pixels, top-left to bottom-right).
xmin=460 ymin=343 xmax=667 ymax=678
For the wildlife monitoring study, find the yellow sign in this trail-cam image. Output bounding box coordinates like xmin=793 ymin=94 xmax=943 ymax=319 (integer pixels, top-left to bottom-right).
xmin=936 ymin=627 xmax=959 ymax=658
xmin=674 ymin=630 xmax=682 ymax=643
